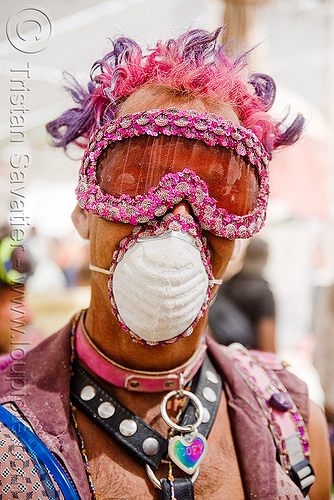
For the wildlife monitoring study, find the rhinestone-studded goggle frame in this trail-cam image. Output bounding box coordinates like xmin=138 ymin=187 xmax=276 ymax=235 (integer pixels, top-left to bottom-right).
xmin=76 ymin=108 xmax=270 ymax=239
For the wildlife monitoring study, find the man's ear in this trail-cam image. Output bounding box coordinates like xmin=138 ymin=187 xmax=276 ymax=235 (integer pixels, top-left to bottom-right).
xmin=71 ymin=204 xmax=90 ymax=240
xmin=231 ymin=239 xmax=241 ymax=262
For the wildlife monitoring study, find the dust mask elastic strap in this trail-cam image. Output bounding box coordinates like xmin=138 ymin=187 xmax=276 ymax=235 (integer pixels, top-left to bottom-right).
xmin=89 ymin=264 xmax=223 ymax=286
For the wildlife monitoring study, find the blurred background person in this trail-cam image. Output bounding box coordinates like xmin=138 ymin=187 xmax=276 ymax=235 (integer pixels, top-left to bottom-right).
xmin=25 ymin=226 xmax=67 ymax=293
xmin=208 ymin=237 xmax=276 ymax=351
xmin=313 ymin=282 xmax=334 ymax=484
xmin=0 ymin=225 xmax=43 ymax=370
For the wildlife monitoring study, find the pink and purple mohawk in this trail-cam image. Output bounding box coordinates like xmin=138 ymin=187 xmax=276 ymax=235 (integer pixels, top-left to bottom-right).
xmin=46 ymin=27 xmax=304 ymax=156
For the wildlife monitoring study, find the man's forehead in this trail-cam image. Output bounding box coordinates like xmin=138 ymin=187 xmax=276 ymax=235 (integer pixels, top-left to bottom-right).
xmin=117 ymin=86 xmax=240 ymax=125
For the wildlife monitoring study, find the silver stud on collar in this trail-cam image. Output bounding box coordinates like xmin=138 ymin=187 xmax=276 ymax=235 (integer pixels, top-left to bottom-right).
xmin=98 ymin=402 xmax=115 ymax=419
xmin=202 ymin=387 xmax=217 ymax=403
xmin=143 ymin=437 xmax=160 ymax=456
xmin=80 ymin=385 xmax=96 ymax=401
xmin=119 ymin=419 xmax=137 ymax=436
xmin=202 ymin=407 xmax=211 ymax=423
xmin=195 ymin=406 xmax=210 ymax=424
xmin=205 ymin=370 xmax=219 ymax=385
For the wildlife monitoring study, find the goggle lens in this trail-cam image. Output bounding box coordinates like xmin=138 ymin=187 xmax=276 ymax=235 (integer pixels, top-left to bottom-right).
xmin=97 ymin=135 xmax=259 ymax=216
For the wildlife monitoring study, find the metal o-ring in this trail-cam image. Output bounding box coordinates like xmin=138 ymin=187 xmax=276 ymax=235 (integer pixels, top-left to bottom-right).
xmin=160 ymin=389 xmax=203 ymax=432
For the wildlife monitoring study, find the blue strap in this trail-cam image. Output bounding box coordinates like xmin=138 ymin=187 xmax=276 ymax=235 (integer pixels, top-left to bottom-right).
xmin=0 ymin=405 xmax=80 ymax=500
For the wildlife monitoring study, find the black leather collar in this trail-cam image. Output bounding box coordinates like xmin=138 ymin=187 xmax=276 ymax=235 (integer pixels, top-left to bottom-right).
xmin=70 ymin=354 xmax=222 ymax=472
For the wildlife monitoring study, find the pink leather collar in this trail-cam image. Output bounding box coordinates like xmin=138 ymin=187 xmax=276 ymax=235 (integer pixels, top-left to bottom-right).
xmin=75 ymin=316 xmax=207 ymax=392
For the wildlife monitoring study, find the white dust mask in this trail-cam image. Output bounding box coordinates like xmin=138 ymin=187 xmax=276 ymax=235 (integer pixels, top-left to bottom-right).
xmin=89 ymin=215 xmax=222 ymax=346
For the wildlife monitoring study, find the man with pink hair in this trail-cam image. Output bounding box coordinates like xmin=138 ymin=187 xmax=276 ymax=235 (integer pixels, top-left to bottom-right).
xmin=0 ymin=28 xmax=331 ymax=499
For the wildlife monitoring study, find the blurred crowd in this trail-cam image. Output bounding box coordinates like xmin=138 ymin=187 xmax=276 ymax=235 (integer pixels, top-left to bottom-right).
xmin=0 ymin=224 xmax=91 ymax=359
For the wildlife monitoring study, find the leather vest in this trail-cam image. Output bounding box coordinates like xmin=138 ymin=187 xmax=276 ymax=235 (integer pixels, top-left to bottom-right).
xmin=0 ymin=317 xmax=309 ymax=499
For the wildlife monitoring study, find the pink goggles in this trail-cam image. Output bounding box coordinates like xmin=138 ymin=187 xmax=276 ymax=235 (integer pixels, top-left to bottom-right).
xmin=76 ymin=108 xmax=270 ymax=239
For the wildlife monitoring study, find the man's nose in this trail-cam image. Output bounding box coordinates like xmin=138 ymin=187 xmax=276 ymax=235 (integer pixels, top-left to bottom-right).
xmin=171 ymin=201 xmax=193 ymax=216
